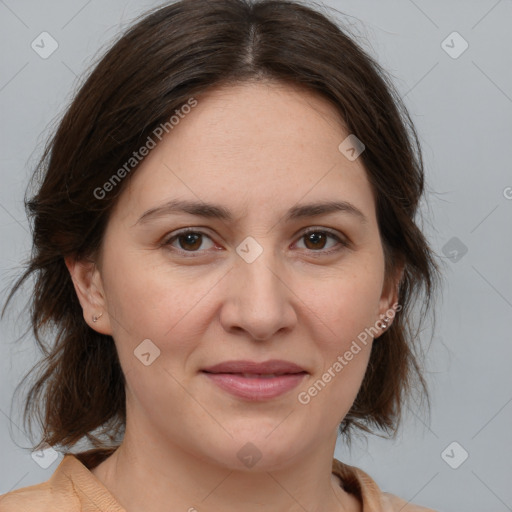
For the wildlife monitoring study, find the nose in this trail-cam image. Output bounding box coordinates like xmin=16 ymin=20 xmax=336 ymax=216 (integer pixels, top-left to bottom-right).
xmin=218 ymin=249 xmax=297 ymax=342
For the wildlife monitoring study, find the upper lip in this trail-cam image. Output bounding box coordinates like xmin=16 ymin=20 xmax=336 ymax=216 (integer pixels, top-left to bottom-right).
xmin=201 ymin=359 xmax=307 ymax=375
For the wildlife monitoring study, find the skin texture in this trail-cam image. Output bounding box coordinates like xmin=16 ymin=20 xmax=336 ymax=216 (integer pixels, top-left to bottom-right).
xmin=66 ymin=80 xmax=401 ymax=512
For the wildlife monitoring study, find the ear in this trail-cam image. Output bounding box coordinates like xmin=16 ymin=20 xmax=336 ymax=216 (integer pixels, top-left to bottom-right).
xmin=376 ymin=258 xmax=404 ymax=337
xmin=64 ymin=255 xmax=113 ymax=335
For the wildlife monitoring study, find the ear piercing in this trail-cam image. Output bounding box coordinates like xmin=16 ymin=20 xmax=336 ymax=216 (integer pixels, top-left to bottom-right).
xmin=92 ymin=312 xmax=103 ymax=323
xmin=380 ymin=316 xmax=391 ymax=329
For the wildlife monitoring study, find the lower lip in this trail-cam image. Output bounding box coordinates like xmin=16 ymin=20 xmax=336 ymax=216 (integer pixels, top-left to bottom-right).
xmin=202 ymin=372 xmax=307 ymax=400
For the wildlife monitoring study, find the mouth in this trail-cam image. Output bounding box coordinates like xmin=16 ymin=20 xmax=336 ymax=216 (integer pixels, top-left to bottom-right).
xmin=200 ymin=360 xmax=308 ymax=401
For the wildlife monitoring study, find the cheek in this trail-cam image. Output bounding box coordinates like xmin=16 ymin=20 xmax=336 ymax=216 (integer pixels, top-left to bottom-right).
xmin=305 ymin=261 xmax=385 ymax=347
xmin=296 ymin=278 xmax=378 ymax=424
xmin=100 ymin=246 xmax=223 ymax=368
xmin=295 ymin=258 xmax=384 ymax=408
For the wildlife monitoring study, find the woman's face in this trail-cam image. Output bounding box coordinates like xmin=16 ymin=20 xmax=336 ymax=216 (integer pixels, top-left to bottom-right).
xmin=80 ymin=81 xmax=398 ymax=469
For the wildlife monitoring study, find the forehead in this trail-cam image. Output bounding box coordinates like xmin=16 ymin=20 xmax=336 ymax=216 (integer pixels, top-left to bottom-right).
xmin=112 ymin=80 xmax=375 ymax=225
xmin=183 ymin=80 xmax=347 ymax=156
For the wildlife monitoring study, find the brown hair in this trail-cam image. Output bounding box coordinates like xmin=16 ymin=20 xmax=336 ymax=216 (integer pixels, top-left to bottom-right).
xmin=2 ymin=0 xmax=439 ymax=452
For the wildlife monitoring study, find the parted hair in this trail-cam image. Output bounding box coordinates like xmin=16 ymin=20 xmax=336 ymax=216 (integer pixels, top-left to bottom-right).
xmin=3 ymin=0 xmax=439 ymax=452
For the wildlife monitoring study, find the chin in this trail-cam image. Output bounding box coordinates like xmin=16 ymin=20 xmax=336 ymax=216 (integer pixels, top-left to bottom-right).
xmin=201 ymin=424 xmax=309 ymax=472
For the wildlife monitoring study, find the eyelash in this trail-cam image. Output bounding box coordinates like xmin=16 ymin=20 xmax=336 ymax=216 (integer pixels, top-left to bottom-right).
xmin=162 ymin=227 xmax=349 ymax=257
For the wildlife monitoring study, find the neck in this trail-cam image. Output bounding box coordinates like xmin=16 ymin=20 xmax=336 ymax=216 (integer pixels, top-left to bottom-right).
xmin=91 ymin=425 xmax=360 ymax=512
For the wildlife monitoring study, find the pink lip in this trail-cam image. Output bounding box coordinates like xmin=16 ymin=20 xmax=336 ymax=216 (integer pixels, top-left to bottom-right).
xmin=202 ymin=372 xmax=307 ymax=400
xmin=201 ymin=359 xmax=308 ymax=401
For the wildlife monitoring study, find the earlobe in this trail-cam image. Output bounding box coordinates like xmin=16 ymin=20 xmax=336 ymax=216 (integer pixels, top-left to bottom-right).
xmin=64 ymin=256 xmax=112 ymax=335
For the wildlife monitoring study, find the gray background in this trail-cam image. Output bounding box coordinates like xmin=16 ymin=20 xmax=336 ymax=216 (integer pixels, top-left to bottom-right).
xmin=0 ymin=1 xmax=511 ymax=511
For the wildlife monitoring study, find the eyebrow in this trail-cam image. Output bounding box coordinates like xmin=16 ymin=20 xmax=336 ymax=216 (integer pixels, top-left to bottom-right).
xmin=134 ymin=199 xmax=368 ymax=225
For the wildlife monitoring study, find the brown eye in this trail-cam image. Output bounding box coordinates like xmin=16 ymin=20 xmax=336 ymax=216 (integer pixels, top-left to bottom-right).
xmin=303 ymin=231 xmax=329 ymax=250
xmin=176 ymin=232 xmax=203 ymax=251
xmin=165 ymin=230 xmax=215 ymax=253
xmin=296 ymin=229 xmax=347 ymax=254
xmin=163 ymin=227 xmax=347 ymax=258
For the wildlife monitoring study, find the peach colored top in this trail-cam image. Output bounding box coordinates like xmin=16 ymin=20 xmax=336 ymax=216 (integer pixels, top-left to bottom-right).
xmin=0 ymin=449 xmax=437 ymax=511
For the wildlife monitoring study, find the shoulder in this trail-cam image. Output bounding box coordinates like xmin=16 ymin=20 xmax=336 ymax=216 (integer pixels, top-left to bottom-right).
xmin=0 ymin=480 xmax=73 ymax=512
xmin=0 ymin=454 xmax=89 ymax=512
xmin=381 ymin=491 xmax=439 ymax=512
xmin=0 ymin=452 xmax=124 ymax=512
xmin=331 ymin=458 xmax=439 ymax=512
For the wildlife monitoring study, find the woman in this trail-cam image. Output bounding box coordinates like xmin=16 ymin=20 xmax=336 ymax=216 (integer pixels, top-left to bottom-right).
xmin=0 ymin=0 xmax=439 ymax=510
